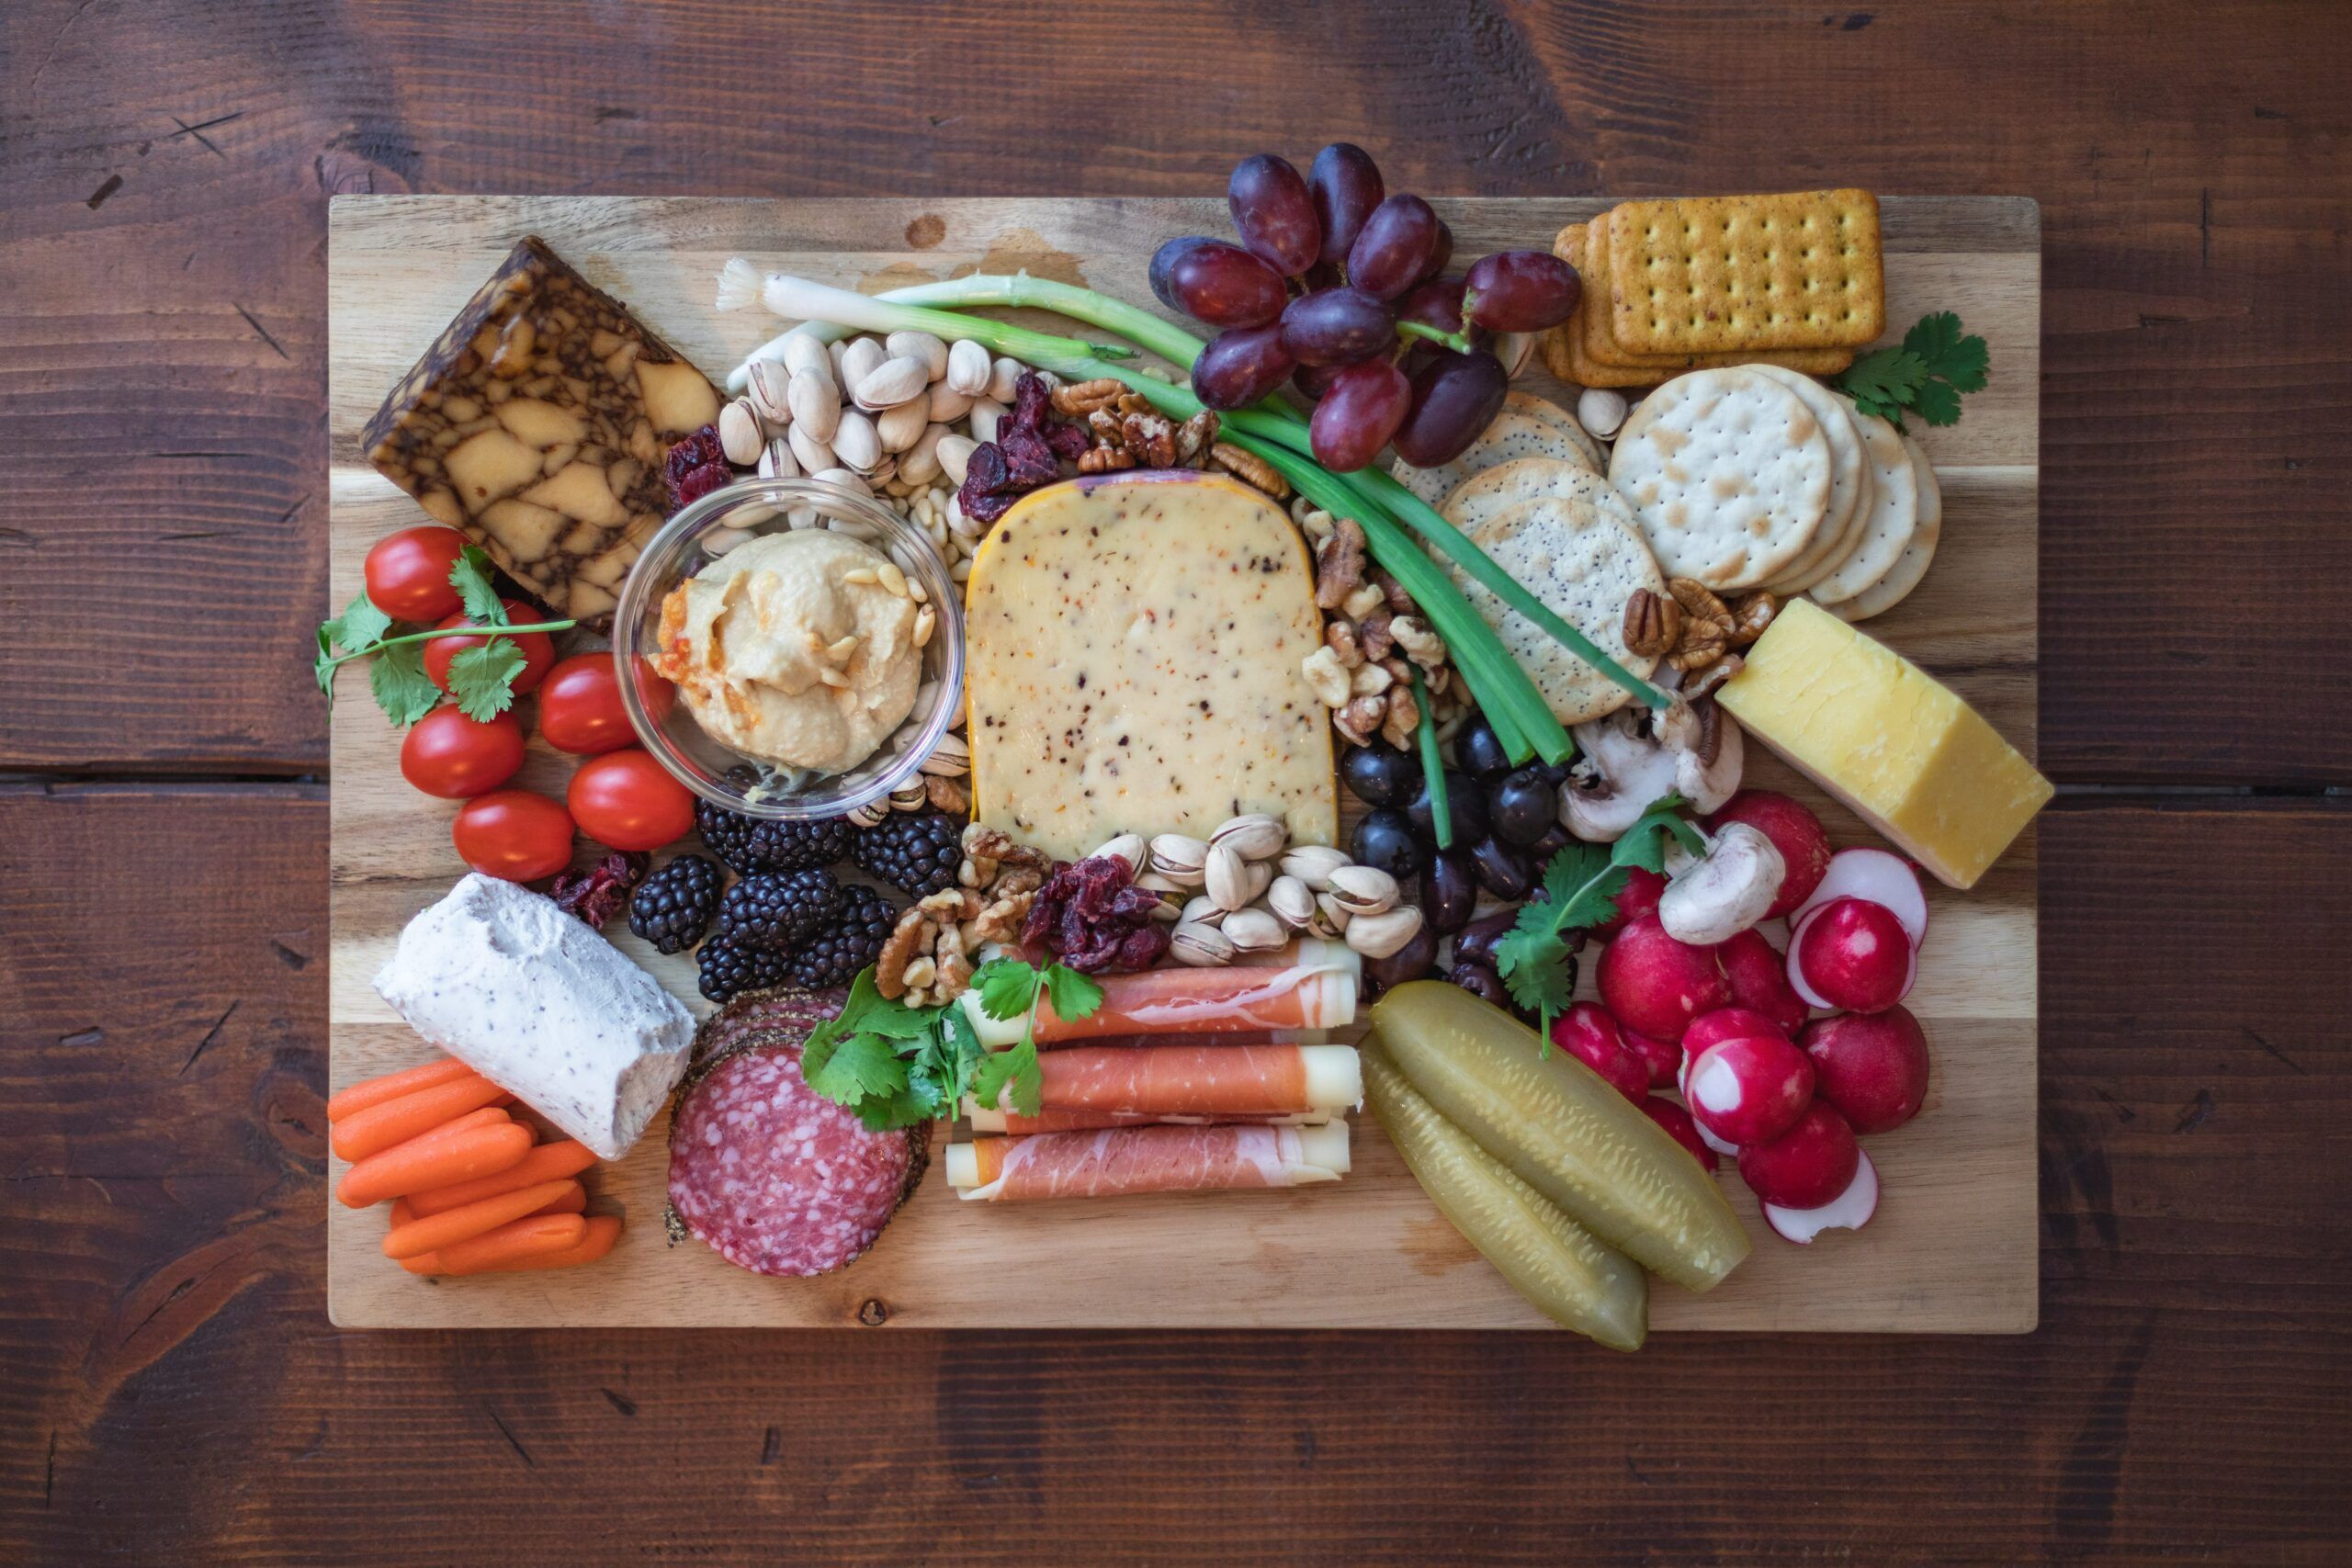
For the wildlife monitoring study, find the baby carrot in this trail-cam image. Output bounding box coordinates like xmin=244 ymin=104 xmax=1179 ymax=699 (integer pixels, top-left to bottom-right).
xmin=530 ymin=1185 xmax=587 ymax=1217
xmin=329 ymin=1071 xmax=507 ymax=1161
xmin=380 ymin=1179 xmax=582 ymax=1260
xmin=417 ymin=1213 xmax=588 ymax=1276
xmin=327 ymin=1057 xmax=476 ymax=1122
xmin=337 ymin=1120 xmax=532 ymax=1208
xmin=402 ymin=1140 xmax=597 ymax=1217
xmin=474 ymin=1214 xmax=621 ymax=1273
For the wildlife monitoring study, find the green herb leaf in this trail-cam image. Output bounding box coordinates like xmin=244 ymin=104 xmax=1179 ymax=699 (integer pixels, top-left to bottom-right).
xmin=1498 ymin=933 xmax=1577 ymax=1021
xmin=1835 ymin=346 xmax=1927 ymax=424
xmin=368 ymin=643 xmax=442 ymax=727
xmin=803 ymin=1031 xmax=910 ymax=1105
xmin=1041 ymin=964 xmax=1103 ymax=1023
xmin=322 ymin=592 xmax=393 ymax=657
xmin=449 ymin=546 xmax=510 ymax=626
xmin=1902 ymin=311 xmax=1989 ymax=391
xmin=1611 ymin=796 xmax=1705 ymax=873
xmin=1908 ymin=377 xmax=1963 ymax=427
xmin=972 ymin=1039 xmax=1044 ymax=1118
xmin=446 ymin=637 xmax=528 ymax=721
xmin=972 ymin=958 xmax=1042 ymax=1022
xmin=1836 ymin=313 xmax=1988 ymax=431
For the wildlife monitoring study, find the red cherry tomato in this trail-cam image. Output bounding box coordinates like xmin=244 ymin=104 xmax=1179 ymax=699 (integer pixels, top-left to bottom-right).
xmin=400 ymin=706 xmax=526 ymax=799
xmin=425 ymin=598 xmax=555 ymax=698
xmin=452 ymin=789 xmax=575 ymax=881
xmin=363 ymin=526 xmax=468 ymax=622
xmin=566 ymin=748 xmax=695 ymax=852
xmin=537 ymin=652 xmax=640 ymax=755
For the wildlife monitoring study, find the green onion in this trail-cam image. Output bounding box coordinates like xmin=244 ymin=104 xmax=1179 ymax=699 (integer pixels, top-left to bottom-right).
xmin=720 ymin=273 xmax=1133 ymax=388
xmin=1408 ymin=666 xmax=1453 ymax=850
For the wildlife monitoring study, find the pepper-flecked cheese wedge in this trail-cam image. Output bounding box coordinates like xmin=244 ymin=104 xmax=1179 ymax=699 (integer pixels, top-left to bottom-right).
xmin=1717 ymin=598 xmax=2051 ymax=888
xmin=963 ymin=471 xmax=1337 ymax=860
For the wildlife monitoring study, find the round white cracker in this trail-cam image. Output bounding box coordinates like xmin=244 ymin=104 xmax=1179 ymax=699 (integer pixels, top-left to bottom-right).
xmin=1605 ymin=367 xmax=1831 ymax=592
xmin=1439 ymin=457 xmax=1641 ymax=536
xmin=1740 ymin=367 xmax=1863 ymax=591
xmin=1806 ymin=407 xmax=1920 ymax=605
xmin=1442 ymin=494 xmax=1664 ymax=726
xmin=1830 ymin=434 xmax=1942 ymax=622
xmin=1502 ymin=390 xmax=1606 ymax=471
xmin=1391 ymin=407 xmax=1600 ymax=511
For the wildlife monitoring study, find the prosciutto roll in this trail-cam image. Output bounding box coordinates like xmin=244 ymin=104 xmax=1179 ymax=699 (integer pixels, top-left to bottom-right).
xmin=944 ymin=1122 xmax=1351 ymax=1201
xmin=964 ymin=1108 xmax=1331 ymax=1134
xmin=958 ymin=960 xmax=1357 ymax=1046
xmin=961 ymin=1043 xmax=1361 ymax=1123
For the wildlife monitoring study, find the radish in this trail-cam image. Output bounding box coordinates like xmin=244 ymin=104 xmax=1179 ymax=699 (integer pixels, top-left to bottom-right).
xmin=1683 ymin=1034 xmax=1815 ymax=1146
xmin=1802 ymin=1007 xmax=1930 ymax=1133
xmin=1639 ymin=1096 xmax=1718 ymax=1172
xmin=1720 ymin=927 xmax=1808 ymax=1036
xmin=1705 ymin=791 xmax=1831 ymax=918
xmin=1792 ymin=847 xmax=1928 ymax=946
xmin=1596 ymin=915 xmax=1730 ymax=1041
xmin=1620 ymin=1025 xmax=1682 ymax=1089
xmin=1548 ymin=1002 xmax=1650 ymax=1104
xmin=1693 ymin=1117 xmax=1742 ymax=1157
xmin=1737 ymin=1101 xmax=1860 ymax=1209
xmin=1763 ymin=1151 xmax=1879 ymax=1244
xmin=1791 ymin=897 xmax=1916 ymax=1014
xmin=1592 ymin=865 xmax=1666 ymax=937
xmin=1682 ymin=1005 xmax=1792 ymax=1056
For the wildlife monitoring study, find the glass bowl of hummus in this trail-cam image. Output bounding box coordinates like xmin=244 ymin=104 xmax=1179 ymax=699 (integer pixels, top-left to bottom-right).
xmin=612 ymin=477 xmax=965 ymax=821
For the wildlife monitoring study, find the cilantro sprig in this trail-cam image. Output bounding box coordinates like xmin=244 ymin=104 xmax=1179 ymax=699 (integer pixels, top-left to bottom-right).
xmin=314 ymin=545 xmax=576 ymax=726
xmin=799 ymin=958 xmax=1103 ymax=1132
xmin=1494 ymin=796 xmax=1704 ymax=1046
xmin=1834 ymin=311 xmax=1988 ymax=431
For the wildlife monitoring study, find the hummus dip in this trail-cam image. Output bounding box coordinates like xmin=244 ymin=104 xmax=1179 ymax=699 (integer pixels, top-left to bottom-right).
xmin=654 ymin=529 xmax=922 ymax=774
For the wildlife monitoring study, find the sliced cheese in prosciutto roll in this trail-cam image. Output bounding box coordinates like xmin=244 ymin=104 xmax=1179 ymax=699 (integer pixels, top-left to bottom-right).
xmin=961 ymin=1043 xmax=1361 ymax=1123
xmin=958 ymin=960 xmax=1357 ymax=1047
xmin=945 ymin=1122 xmax=1351 ymax=1201
xmin=964 ymin=1108 xmax=1333 ymax=1134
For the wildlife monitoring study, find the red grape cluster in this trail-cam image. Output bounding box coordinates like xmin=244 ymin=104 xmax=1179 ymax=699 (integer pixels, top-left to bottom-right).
xmin=1150 ymin=143 xmax=1583 ymax=471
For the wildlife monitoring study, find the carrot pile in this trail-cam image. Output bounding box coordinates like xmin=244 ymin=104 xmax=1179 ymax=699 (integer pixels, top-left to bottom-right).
xmin=329 ymin=1056 xmax=623 ymax=1277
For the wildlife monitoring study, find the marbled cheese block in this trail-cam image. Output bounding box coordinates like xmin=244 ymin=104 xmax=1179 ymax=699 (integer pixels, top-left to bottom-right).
xmin=360 ymin=236 xmax=721 ymax=621
xmin=964 ymin=471 xmax=1337 ymax=859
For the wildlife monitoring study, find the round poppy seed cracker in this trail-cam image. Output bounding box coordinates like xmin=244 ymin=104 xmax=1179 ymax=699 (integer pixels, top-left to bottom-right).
xmin=1606 ymin=367 xmax=1832 ymax=592
xmin=1829 ymin=432 xmax=1941 ymax=622
xmin=1739 ymin=366 xmax=1865 ymax=592
xmin=1502 ymin=390 xmax=1607 ymax=471
xmin=1391 ymin=406 xmax=1599 ymax=512
xmin=1439 ymin=457 xmax=1643 ymax=539
xmin=1442 ymin=493 xmax=1665 ymax=726
xmin=1806 ymin=405 xmax=1918 ymax=605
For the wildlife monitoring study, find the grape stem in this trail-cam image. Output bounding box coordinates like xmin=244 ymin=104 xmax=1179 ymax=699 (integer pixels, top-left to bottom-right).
xmin=1396 ymin=321 xmax=1474 ymax=355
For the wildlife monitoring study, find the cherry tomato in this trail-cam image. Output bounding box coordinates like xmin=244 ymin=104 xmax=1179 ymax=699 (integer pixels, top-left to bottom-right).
xmin=424 ymin=598 xmax=555 ymax=698
xmin=400 ymin=706 xmax=526 ymax=799
xmin=452 ymin=789 xmax=574 ymax=881
xmin=537 ymin=652 xmax=639 ymax=755
xmin=363 ymin=526 xmax=469 ymax=622
xmin=566 ymin=748 xmax=695 ymax=852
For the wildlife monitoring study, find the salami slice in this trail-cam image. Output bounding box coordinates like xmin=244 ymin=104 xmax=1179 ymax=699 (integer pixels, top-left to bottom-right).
xmin=666 ymin=990 xmax=926 ymax=1277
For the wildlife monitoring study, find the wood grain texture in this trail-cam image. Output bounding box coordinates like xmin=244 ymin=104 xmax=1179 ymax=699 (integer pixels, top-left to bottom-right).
xmin=322 ymin=195 xmax=2037 ymax=1330
xmin=2 ymin=0 xmax=2346 ymax=778
xmin=7 ymin=789 xmax=2349 ymax=1562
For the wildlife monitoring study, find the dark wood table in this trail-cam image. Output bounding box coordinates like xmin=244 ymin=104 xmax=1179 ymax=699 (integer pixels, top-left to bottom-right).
xmin=5 ymin=4 xmax=2346 ymax=1561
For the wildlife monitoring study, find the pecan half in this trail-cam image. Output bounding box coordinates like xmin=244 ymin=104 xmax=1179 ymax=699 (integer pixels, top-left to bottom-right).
xmin=1211 ymin=441 xmax=1291 ymax=500
xmin=1078 ymin=446 xmax=1135 ymax=474
xmin=1313 ymin=517 xmax=1368 ymax=610
xmin=1623 ymin=589 xmax=1682 ymax=659
xmin=1729 ymin=591 xmax=1779 ymax=645
xmin=1174 ymin=410 xmax=1219 ymax=464
xmin=1050 ymin=378 xmax=1125 ymax=417
xmin=1120 ymin=411 xmax=1179 ymax=467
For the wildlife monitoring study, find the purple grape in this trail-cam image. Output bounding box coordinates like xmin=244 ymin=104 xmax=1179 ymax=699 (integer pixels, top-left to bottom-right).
xmin=1227 ymin=153 xmax=1319 ymax=277
xmin=1391 ymin=349 xmax=1508 ymax=468
xmin=1394 ymin=276 xmax=1468 ymax=339
xmin=1461 ymin=250 xmax=1582 ymax=333
xmin=1309 ymin=360 xmax=1411 ymax=472
xmin=1293 ymin=360 xmax=1349 ymax=402
xmin=1309 ymin=143 xmax=1385 ymax=268
xmin=1164 ymin=239 xmax=1289 ymax=328
xmin=1148 ymin=236 xmax=1218 ymax=314
xmin=1347 ymin=195 xmax=1441 ymax=300
xmin=1413 ymin=220 xmax=1455 ymax=288
xmin=1192 ymin=324 xmax=1296 ymax=411
xmin=1278 ymin=286 xmax=1395 ymax=367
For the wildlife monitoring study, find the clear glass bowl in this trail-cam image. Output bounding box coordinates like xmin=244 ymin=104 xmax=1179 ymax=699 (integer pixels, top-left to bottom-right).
xmin=612 ymin=477 xmax=965 ymax=821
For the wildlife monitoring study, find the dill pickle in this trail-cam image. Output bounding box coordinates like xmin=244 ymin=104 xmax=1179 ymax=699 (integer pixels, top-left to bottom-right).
xmin=1364 ymin=1041 xmax=1647 ymax=1349
xmin=1367 ymin=981 xmax=1750 ymax=1292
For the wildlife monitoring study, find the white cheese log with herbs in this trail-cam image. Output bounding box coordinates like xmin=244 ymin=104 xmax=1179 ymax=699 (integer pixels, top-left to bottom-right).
xmin=371 ymin=874 xmax=696 ymax=1159
xmin=964 ymin=471 xmax=1337 ymax=860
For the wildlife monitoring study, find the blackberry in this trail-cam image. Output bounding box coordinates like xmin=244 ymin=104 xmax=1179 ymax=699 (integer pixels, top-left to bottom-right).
xmin=696 ymin=938 xmax=792 ymax=1003
xmin=782 ymin=884 xmax=900 ymax=988
xmin=628 ymin=853 xmax=723 ymax=953
xmin=851 ymin=810 xmax=964 ymax=897
xmin=695 ymin=796 xmax=853 ymax=874
xmin=716 ymin=869 xmax=842 ymax=953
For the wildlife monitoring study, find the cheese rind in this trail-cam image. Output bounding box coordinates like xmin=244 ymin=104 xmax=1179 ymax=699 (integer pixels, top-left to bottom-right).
xmin=964 ymin=472 xmax=1337 ymax=859
xmin=1717 ymin=599 xmax=2050 ymax=889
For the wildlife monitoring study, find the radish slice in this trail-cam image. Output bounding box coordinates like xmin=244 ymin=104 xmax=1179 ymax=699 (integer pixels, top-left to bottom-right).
xmin=1763 ymin=1151 xmax=1879 ymax=1244
xmin=1694 ymin=1118 xmax=1742 ymax=1157
xmin=1793 ymin=848 xmax=1928 ymax=946
xmin=1784 ymin=905 xmax=1837 ymax=1011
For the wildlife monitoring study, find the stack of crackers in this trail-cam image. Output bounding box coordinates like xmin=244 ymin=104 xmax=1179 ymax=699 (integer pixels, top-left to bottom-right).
xmin=1543 ymin=190 xmax=1884 ymax=389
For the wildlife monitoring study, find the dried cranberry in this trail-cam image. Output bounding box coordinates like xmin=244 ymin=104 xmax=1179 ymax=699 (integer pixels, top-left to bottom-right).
xmin=1010 ymin=371 xmax=1055 ymax=431
xmin=1022 ymin=855 xmax=1170 ymax=974
xmin=663 ymin=423 xmax=733 ymax=510
xmin=549 ymin=850 xmax=650 ymax=929
xmin=672 ymin=462 xmax=731 ymax=507
xmin=998 ymin=425 xmax=1060 ymax=488
xmin=1042 ymin=417 xmax=1090 ymax=461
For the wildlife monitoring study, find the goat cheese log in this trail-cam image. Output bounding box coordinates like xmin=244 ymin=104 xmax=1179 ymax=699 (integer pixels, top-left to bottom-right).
xmin=372 ymin=874 xmax=695 ymax=1160
xmin=665 ymin=990 xmax=926 ymax=1278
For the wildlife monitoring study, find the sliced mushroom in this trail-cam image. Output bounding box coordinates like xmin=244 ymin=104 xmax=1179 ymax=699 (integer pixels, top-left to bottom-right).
xmin=1563 ymin=710 xmax=1680 ymax=840
xmin=1658 ymin=822 xmax=1786 ymax=945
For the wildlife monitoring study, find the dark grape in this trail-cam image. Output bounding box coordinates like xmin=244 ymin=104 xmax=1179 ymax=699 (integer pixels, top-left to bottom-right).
xmin=1279 ymin=287 xmax=1396 ymax=367
xmin=1309 ymin=360 xmax=1410 ymax=471
xmin=1351 ymin=809 xmax=1424 ymax=880
xmin=1347 ymin=195 xmax=1441 ymax=300
xmin=1394 ymin=276 xmax=1468 ymax=339
xmin=1468 ymin=835 xmax=1533 ymax=899
xmin=1341 ymin=742 xmax=1420 ymax=808
xmin=1309 ymin=143 xmax=1385 ymax=268
xmin=1292 ymin=360 xmax=1349 ymax=402
xmin=1365 ymin=922 xmax=1438 ymax=994
xmin=1391 ymin=349 xmax=1509 ymax=468
xmin=1487 ymin=765 xmax=1557 ymax=848
xmin=1448 ymin=961 xmax=1511 ymax=1011
xmin=1227 ymin=153 xmax=1320 ymax=277
xmin=1191 ymin=324 xmax=1296 ymax=410
xmin=1413 ymin=219 xmax=1455 ymax=288
xmin=1526 ymin=820 xmax=1573 ymax=863
xmin=1462 ymin=250 xmax=1582 ymax=333
xmin=1420 ymin=850 xmax=1479 ymax=935
xmin=1452 ymin=910 xmax=1519 ymax=972
xmin=1148 ymin=236 xmax=1218 ymax=314
xmin=1164 ymin=240 xmax=1289 ymax=328
xmin=1408 ymin=771 xmax=1487 ymax=844
xmin=1453 ymin=714 xmax=1510 ymax=780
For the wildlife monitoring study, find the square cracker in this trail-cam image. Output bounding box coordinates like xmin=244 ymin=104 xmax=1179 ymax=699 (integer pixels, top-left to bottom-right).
xmin=1604 ymin=190 xmax=1884 ymax=355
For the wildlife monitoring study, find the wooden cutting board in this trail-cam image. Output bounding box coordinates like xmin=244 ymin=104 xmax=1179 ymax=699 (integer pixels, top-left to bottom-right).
xmin=328 ymin=195 xmax=2040 ymax=1331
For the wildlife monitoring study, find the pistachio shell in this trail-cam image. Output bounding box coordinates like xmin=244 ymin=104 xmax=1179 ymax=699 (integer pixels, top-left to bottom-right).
xmin=744 ymin=359 xmax=794 ymax=427
xmin=1327 ymin=864 xmax=1401 ymax=917
xmin=854 ymin=355 xmax=933 ymax=412
xmin=1148 ymin=834 xmax=1210 ymax=887
xmin=1266 ymin=874 xmax=1317 ymax=932
xmin=781 ymin=334 xmax=832 ymax=380
xmin=1221 ymin=908 xmax=1287 ymax=953
xmin=946 ymin=338 xmax=993 ymax=396
xmin=1279 ymin=845 xmax=1351 ymax=893
xmin=1170 ymin=921 xmax=1237 ymax=966
xmin=787 ymin=369 xmax=841 ymax=441
xmin=1204 ymin=844 xmax=1254 ymax=913
xmin=839 ymin=336 xmax=888 ymax=390
xmin=1178 ymin=894 xmax=1226 ymax=929
xmin=1090 ymin=833 xmax=1148 ymax=877
xmin=1344 ymin=904 xmax=1425 ymax=960
xmin=886 ymin=330 xmax=949 ymax=380
xmin=1210 ymin=812 xmax=1288 ymax=863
